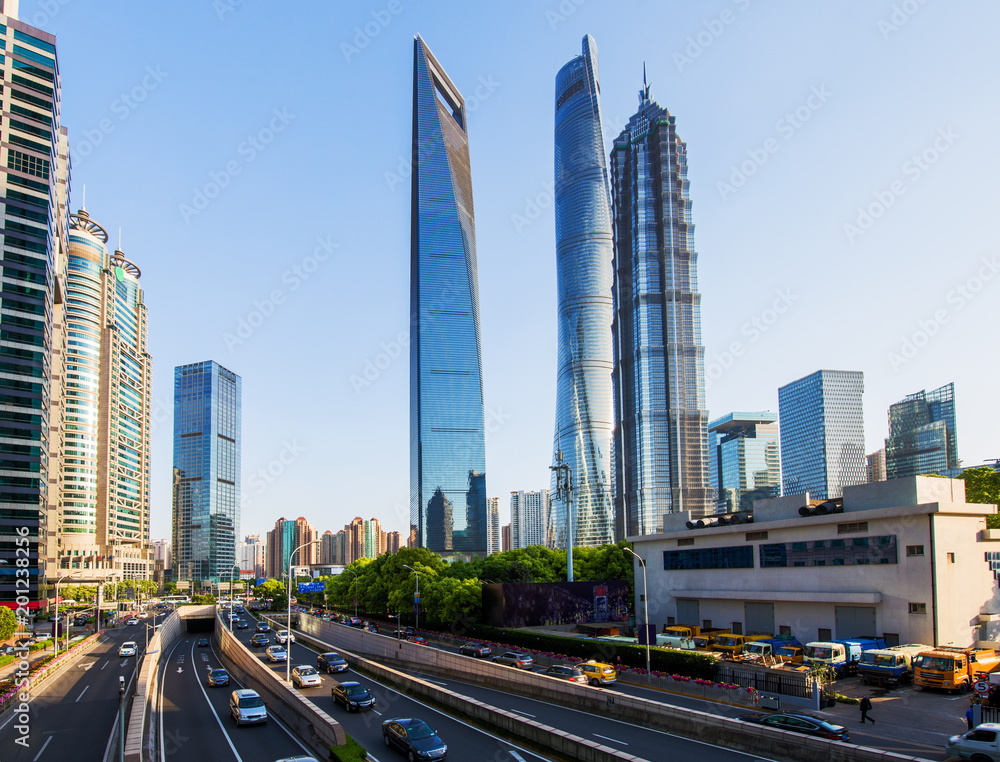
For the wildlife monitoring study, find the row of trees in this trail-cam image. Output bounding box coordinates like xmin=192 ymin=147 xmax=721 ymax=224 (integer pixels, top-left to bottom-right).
xmin=56 ymin=579 xmax=157 ymax=603
xmin=252 ymin=543 xmax=634 ymax=629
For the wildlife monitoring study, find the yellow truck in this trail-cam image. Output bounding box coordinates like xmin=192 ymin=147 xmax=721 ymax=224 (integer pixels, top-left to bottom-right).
xmin=913 ymin=647 xmax=1000 ymax=693
xmin=662 ymin=625 xmax=730 ymax=649
xmin=713 ymin=633 xmax=771 ymax=658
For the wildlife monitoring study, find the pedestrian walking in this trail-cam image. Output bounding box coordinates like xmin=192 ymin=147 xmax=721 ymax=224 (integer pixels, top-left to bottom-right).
xmin=859 ymin=693 xmax=875 ymax=725
xmin=967 ymin=704 xmax=975 ymax=731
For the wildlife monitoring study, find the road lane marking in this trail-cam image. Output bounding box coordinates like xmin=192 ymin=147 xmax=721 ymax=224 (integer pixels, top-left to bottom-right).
xmin=593 ymin=732 xmax=627 ymax=745
xmin=189 ymin=639 xmax=243 ymax=761
xmin=75 ymin=685 xmax=89 ymax=702
xmin=101 ymin=660 xmax=109 ymax=669
xmin=510 ymin=709 xmax=536 ymax=718
xmin=508 ymin=753 xmax=527 ymax=762
xmin=31 ymin=735 xmax=52 ymax=761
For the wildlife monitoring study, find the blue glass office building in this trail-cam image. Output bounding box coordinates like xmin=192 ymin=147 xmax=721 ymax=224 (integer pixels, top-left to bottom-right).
xmin=409 ymin=37 xmax=487 ymax=557
xmin=778 ymin=370 xmax=866 ymax=500
xmin=550 ymin=36 xmax=616 ymax=548
xmin=611 ymin=79 xmax=713 ymax=534
xmin=708 ymin=412 xmax=780 ymax=514
xmin=885 ymin=382 xmax=958 ymax=479
xmin=172 ymin=361 xmax=241 ymax=583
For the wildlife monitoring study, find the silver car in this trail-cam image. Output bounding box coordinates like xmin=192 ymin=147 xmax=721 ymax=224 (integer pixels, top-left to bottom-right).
xmin=291 ymin=665 xmax=321 ymax=688
xmin=229 ymin=689 xmax=267 ymax=726
xmin=265 ymin=645 xmax=287 ymax=663
xmin=947 ymin=723 xmax=1000 ymax=761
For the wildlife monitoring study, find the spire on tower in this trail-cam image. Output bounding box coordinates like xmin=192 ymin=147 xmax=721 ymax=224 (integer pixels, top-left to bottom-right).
xmin=639 ymin=63 xmax=652 ymax=105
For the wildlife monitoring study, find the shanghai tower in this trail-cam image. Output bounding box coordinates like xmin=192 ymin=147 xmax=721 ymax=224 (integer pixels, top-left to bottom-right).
xmin=410 ymin=36 xmax=488 ymax=557
xmin=550 ymin=36 xmax=616 ymax=549
xmin=611 ymin=75 xmax=712 ymax=535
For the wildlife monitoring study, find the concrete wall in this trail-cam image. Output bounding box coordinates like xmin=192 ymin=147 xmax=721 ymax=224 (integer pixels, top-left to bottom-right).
xmin=297 ymin=615 xmax=929 ymax=762
xmin=214 ymin=610 xmax=346 ymax=756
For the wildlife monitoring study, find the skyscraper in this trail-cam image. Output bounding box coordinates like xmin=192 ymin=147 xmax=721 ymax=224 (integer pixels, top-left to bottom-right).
xmin=778 ymin=370 xmax=866 ymax=500
xmin=550 ymin=35 xmax=616 ymax=549
xmin=410 ymin=36 xmax=488 ymax=557
xmin=57 ymin=208 xmax=152 ymax=581
xmin=265 ymin=517 xmax=293 ymax=579
xmin=240 ymin=535 xmax=264 ymax=578
xmin=611 ymin=75 xmax=712 ymax=533
xmin=171 ymin=361 xmax=241 ymax=583
xmin=867 ymin=449 xmax=887 ymax=483
xmin=486 ymin=497 xmax=500 ymax=555
xmin=510 ymin=490 xmax=551 ymax=549
xmin=707 ymin=412 xmax=780 ymax=514
xmin=292 ymin=516 xmax=316 ymax=566
xmin=885 ymin=383 xmax=958 ymax=479
xmin=0 ymin=8 xmax=70 ymax=610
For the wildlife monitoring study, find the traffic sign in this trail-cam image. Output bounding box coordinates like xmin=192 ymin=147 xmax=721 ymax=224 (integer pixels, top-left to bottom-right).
xmin=975 ymin=680 xmax=991 ymax=694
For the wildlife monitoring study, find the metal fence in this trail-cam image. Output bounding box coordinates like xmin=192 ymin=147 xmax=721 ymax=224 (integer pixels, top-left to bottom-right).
xmin=715 ymin=662 xmax=815 ymax=699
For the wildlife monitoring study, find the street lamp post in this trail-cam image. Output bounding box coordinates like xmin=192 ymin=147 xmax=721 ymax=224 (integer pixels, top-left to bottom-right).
xmin=286 ymin=540 xmax=319 ymax=683
xmin=228 ymin=565 xmax=240 ymax=631
xmin=550 ymin=450 xmax=574 ymax=582
xmin=54 ymin=570 xmax=85 ymax=660
xmin=402 ymin=564 xmax=420 ymax=631
xmin=624 ymin=547 xmax=650 ymax=676
xmin=342 ymin=568 xmax=359 ymax=619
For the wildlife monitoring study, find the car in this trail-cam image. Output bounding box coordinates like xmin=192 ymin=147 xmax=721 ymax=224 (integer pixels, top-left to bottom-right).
xmin=118 ymin=641 xmax=137 ymax=657
xmin=331 ymin=681 xmax=376 ymax=712
xmin=345 ymin=617 xmax=363 ymax=627
xmin=274 ymin=757 xmax=319 ymax=762
xmin=947 ymin=723 xmax=1000 ymax=761
xmin=236 ymin=620 xmax=248 ymax=630
xmin=411 ymin=636 xmax=428 ymax=646
xmin=250 ymin=633 xmax=269 ymax=648
xmin=127 ymin=618 xmax=138 ymax=626
xmin=275 ymin=630 xmax=295 ymax=645
xmin=538 ymin=664 xmax=588 ymax=683
xmin=0 ymin=645 xmax=14 ymax=656
xmin=364 ymin=622 xmax=380 ymax=634
xmin=734 ymin=711 xmax=851 ymax=742
xmin=197 ymin=637 xmax=209 ymax=647
xmin=230 ymin=688 xmax=267 ymax=726
xmin=74 ymin=616 xmax=89 ymax=626
xmin=256 ymin=622 xmax=271 ymax=633
xmin=459 ymin=643 xmax=492 ymax=658
xmin=492 ymin=652 xmax=534 ymax=669
xmin=579 ymin=660 xmax=617 ymax=686
xmin=382 ymin=718 xmax=447 ymax=760
xmin=265 ymin=645 xmax=287 ymax=662
xmin=208 ymin=668 xmax=230 ymax=687
xmin=291 ymin=665 xmax=322 ymax=688
xmin=318 ymin=652 xmax=349 ymax=673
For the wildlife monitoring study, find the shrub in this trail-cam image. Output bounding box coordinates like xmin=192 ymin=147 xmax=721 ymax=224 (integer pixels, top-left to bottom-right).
xmin=330 ymin=733 xmax=368 ymax=762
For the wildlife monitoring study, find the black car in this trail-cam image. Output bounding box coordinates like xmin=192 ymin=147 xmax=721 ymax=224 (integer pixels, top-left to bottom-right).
xmin=197 ymin=638 xmax=209 ymax=647
xmin=734 ymin=711 xmax=851 ymax=742
xmin=236 ymin=620 xmax=248 ymax=629
xmin=317 ymin=652 xmax=349 ymax=673
xmin=331 ymin=681 xmax=376 ymax=712
xmin=255 ymin=622 xmax=270 ymax=633
xmin=250 ymin=633 xmax=269 ymax=648
xmin=382 ymin=718 xmax=447 ymax=760
xmin=459 ymin=643 xmax=492 ymax=658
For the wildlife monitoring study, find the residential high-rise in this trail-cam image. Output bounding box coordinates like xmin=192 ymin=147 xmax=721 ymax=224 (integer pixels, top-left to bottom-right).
xmin=386 ymin=531 xmax=401 ymax=555
xmin=550 ymin=35 xmax=616 ymax=549
xmin=707 ymin=412 xmax=780 ymax=514
xmin=510 ymin=491 xmax=550 ymax=549
xmin=778 ymin=370 xmax=866 ymax=500
xmin=292 ymin=516 xmax=316 ymax=566
xmin=241 ymin=535 xmax=264 ymax=578
xmin=171 ymin=361 xmax=241 ymax=583
xmin=501 ymin=523 xmax=511 ymax=552
xmin=319 ymin=530 xmax=336 ymax=565
xmin=265 ymin=517 xmax=293 ymax=579
xmin=611 ymin=75 xmax=712 ymax=533
xmin=886 ymin=383 xmax=958 ymax=479
xmin=867 ymin=449 xmax=887 ymax=483
xmin=409 ymin=36 xmax=488 ymax=557
xmin=364 ymin=517 xmax=381 ymax=558
xmin=0 ymin=8 xmax=70 ymax=610
xmin=487 ymin=497 xmax=500 ymax=555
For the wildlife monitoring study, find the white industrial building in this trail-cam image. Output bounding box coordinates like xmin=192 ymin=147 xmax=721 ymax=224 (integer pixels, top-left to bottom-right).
xmin=628 ymin=476 xmax=1000 ymax=648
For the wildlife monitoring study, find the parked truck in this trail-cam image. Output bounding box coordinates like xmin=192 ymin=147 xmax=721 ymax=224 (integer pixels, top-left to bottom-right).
xmin=858 ymin=644 xmax=932 ymax=686
xmin=742 ymin=637 xmax=802 ymax=663
xmin=655 ymin=634 xmax=699 ymax=650
xmin=803 ymin=638 xmax=888 ymax=677
xmin=913 ymin=647 xmax=1000 ymax=693
xmin=776 ymin=643 xmax=805 ymax=665
xmin=714 ymin=633 xmax=771 ymax=658
xmin=662 ymin=625 xmax=730 ymax=649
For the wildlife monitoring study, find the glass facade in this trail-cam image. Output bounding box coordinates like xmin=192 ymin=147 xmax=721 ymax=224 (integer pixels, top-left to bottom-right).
xmin=172 ymin=361 xmax=241 ymax=583
xmin=0 ymin=14 xmax=68 ymax=610
xmin=409 ymin=37 xmax=487 ymax=557
xmin=550 ymin=35 xmax=616 ymax=549
xmin=885 ymin=382 xmax=957 ymax=479
xmin=778 ymin=370 xmax=866 ymax=500
xmin=611 ymin=82 xmax=712 ymax=534
xmin=708 ymin=412 xmax=780 ymax=514
xmin=759 ymin=535 xmax=897 ymax=567
xmin=663 ymin=545 xmax=753 ymax=571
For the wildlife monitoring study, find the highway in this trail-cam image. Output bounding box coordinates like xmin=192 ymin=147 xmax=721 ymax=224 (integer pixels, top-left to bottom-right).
xmin=0 ymin=620 xmax=146 ymax=761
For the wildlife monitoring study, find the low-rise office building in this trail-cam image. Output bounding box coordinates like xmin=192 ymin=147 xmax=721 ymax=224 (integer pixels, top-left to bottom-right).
xmin=628 ymin=476 xmax=1000 ymax=647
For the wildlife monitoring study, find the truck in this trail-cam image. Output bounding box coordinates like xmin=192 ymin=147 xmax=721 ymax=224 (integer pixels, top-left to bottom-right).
xmin=913 ymin=647 xmax=1000 ymax=693
xmin=714 ymin=633 xmax=771 ymax=657
xmin=776 ymin=643 xmax=805 ymax=665
xmin=803 ymin=638 xmax=888 ymax=677
xmin=857 ymin=644 xmax=932 ymax=686
xmin=742 ymin=638 xmax=802 ymax=663
xmin=661 ymin=624 xmax=729 ymax=641
xmin=655 ymin=634 xmax=699 ymax=650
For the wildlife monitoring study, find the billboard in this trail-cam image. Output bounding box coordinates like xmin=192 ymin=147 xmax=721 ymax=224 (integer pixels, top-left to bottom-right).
xmin=482 ymin=580 xmax=629 ymax=628
xmin=297 ymin=581 xmax=325 ymax=594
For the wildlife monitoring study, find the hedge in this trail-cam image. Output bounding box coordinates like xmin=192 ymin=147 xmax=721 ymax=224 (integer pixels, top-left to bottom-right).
xmin=329 ymin=733 xmax=368 ymax=762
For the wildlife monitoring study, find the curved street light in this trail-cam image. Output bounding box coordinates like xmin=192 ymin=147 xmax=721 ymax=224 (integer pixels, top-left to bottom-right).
xmin=54 ymin=569 xmax=86 ymax=660
xmin=402 ymin=564 xmax=420 ymax=631
xmin=229 ymin=564 xmax=241 ymax=631
xmin=624 ymin=546 xmax=650 ymax=676
xmin=286 ymin=540 xmax=319 ymax=683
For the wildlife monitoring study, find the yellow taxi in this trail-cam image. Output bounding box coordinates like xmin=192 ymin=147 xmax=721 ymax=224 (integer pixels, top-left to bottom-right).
xmin=579 ymin=660 xmax=617 ymax=686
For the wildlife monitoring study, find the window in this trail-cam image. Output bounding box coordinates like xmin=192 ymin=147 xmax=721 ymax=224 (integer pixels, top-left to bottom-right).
xmin=677 ymin=538 xmax=694 ymax=547
xmin=731 ymin=622 xmax=743 ymax=635
xmin=967 ymin=730 xmax=998 ymax=743
xmin=838 ymin=521 xmax=869 ymax=534
xmin=909 ymin=602 xmax=927 ymax=614
xmin=6 ymin=150 xmax=49 ymax=180
xmin=663 ymin=545 xmax=753 ymax=571
xmin=818 ymin=628 xmax=832 ymax=641
xmin=947 ymin=553 xmax=955 ymax=564
xmin=759 ymin=535 xmax=897 ymax=568
xmin=883 ymin=632 xmax=900 ymax=647
xmin=745 ymin=531 xmax=768 ymax=541
xmin=666 ymin=616 xmax=675 ymax=626
xmin=779 ymin=625 xmax=791 ymax=637
xmin=703 ymin=620 xmax=712 ymax=629
xmin=906 ymin=545 xmax=925 ymax=557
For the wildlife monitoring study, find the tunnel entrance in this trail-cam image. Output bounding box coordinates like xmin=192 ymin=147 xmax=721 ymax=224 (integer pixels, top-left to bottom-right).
xmin=183 ymin=616 xmax=216 ymax=633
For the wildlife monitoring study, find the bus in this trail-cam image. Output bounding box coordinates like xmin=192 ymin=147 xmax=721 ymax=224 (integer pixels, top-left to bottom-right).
xmin=161 ymin=595 xmax=190 ymax=605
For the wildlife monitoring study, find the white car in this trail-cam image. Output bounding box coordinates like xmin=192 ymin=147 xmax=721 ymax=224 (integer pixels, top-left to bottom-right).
xmin=291 ymin=665 xmax=321 ymax=688
xmin=126 ymin=618 xmax=138 ymax=626
xmin=118 ymin=641 xmax=137 ymax=657
xmin=275 ymin=631 xmax=295 ymax=645
xmin=265 ymin=645 xmax=287 ymax=663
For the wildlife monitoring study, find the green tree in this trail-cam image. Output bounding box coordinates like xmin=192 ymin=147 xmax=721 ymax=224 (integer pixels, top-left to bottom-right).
xmin=254 ymin=578 xmax=287 ymax=610
xmin=0 ymin=606 xmax=17 ymax=641
xmin=164 ymin=582 xmax=178 ymax=596
xmin=421 ymin=577 xmax=482 ymax=627
xmin=962 ymin=467 xmax=1000 ymax=528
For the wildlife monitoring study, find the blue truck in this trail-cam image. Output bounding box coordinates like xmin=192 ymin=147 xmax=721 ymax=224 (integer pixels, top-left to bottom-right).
xmin=804 ymin=637 xmax=888 ymax=677
xmin=857 ymin=644 xmax=933 ymax=686
xmin=742 ymin=637 xmax=802 ymax=663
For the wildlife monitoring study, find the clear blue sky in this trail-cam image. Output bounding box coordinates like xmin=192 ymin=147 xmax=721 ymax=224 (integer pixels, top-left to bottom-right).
xmin=31 ymin=0 xmax=999 ymax=541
